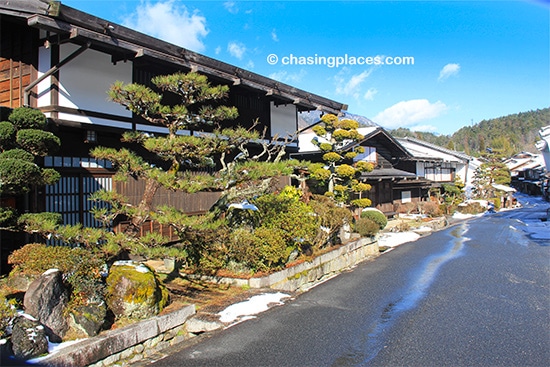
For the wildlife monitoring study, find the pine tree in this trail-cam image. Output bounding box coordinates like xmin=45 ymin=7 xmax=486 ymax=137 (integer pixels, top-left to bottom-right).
xmin=89 ymin=71 xmax=298 ymax=260
xmin=308 ymin=114 xmax=373 ymax=208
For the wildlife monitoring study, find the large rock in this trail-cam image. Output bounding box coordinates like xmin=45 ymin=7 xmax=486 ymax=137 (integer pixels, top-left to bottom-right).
xmin=65 ymin=303 xmax=107 ymax=340
xmin=11 ymin=316 xmax=48 ymax=360
xmin=105 ymin=261 xmax=169 ymax=321
xmin=23 ymin=269 xmax=69 ymax=342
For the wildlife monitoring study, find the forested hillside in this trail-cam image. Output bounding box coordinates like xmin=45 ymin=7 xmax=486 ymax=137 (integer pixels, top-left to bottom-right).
xmin=391 ymin=108 xmax=549 ymax=156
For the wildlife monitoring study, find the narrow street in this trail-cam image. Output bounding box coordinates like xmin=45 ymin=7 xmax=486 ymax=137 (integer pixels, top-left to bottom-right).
xmin=148 ymin=198 xmax=550 ymax=367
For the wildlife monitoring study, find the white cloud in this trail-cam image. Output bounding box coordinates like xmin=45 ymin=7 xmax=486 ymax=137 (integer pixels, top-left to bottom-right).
xmin=364 ymin=88 xmax=378 ymax=101
xmin=215 ymin=46 xmax=222 ymax=55
xmin=373 ymin=99 xmax=448 ymax=129
xmin=227 ymin=41 xmax=246 ymax=59
xmin=246 ymin=60 xmax=255 ymax=69
xmin=122 ymin=0 xmax=208 ymax=52
xmin=438 ymin=63 xmax=460 ymax=82
xmin=269 ymin=70 xmax=307 ymax=84
xmin=334 ymin=68 xmax=374 ymax=99
xmin=271 ymin=29 xmax=279 ymax=42
xmin=224 ymin=1 xmax=238 ymax=14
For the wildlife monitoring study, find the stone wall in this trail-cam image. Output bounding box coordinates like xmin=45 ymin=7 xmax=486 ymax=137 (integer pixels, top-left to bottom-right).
xmin=189 ymin=236 xmax=380 ymax=292
xmin=40 ymin=305 xmax=195 ymax=367
xmin=39 ymin=237 xmax=379 ymax=366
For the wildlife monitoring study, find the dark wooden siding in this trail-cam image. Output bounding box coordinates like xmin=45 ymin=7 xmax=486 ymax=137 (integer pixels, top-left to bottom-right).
xmin=0 ymin=16 xmax=39 ymax=108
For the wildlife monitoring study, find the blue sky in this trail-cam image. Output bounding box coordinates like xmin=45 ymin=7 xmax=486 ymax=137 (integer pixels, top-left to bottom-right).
xmin=62 ymin=0 xmax=549 ymax=135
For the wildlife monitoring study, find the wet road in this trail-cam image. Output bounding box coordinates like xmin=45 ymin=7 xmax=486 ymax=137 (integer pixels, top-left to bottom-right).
xmin=150 ymin=201 xmax=550 ymax=367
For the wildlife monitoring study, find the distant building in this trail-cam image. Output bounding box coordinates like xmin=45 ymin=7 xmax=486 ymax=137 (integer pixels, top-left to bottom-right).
xmin=298 ymin=126 xmax=432 ymax=216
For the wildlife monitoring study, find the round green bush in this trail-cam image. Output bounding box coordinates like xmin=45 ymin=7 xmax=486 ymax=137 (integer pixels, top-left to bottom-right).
xmin=0 ymin=158 xmax=42 ymax=194
xmin=0 ymin=148 xmax=35 ymax=162
xmin=0 ymin=121 xmax=16 ymax=148
xmin=355 ymin=217 xmax=380 ymax=237
xmin=8 ymin=107 xmax=47 ymax=130
xmin=16 ymin=129 xmax=60 ymax=156
xmin=360 ymin=208 xmax=388 ymax=230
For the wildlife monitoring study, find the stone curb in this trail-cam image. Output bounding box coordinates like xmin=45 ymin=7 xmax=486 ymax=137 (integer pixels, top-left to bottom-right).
xmin=39 ymin=305 xmax=195 ymax=367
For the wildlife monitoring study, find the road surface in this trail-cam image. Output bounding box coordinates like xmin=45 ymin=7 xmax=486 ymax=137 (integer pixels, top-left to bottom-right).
xmin=148 ymin=200 xmax=550 ymax=367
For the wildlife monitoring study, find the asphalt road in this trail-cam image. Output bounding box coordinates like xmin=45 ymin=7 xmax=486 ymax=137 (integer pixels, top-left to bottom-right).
xmin=150 ymin=203 xmax=550 ymax=367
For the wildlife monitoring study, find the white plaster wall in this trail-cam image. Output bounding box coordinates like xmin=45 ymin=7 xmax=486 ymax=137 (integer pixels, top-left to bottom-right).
xmin=38 ymin=43 xmax=132 ymax=127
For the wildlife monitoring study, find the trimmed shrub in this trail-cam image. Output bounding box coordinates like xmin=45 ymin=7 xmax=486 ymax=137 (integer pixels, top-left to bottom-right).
xmin=355 ymin=217 xmax=380 ymax=237
xmin=16 ymin=129 xmax=60 ymax=156
xmin=360 ymin=209 xmax=388 ymax=230
xmin=0 ymin=121 xmax=16 ymax=149
xmin=8 ymin=244 xmax=106 ymax=306
xmin=0 ymin=148 xmax=35 ymax=162
xmin=420 ymin=201 xmax=442 ymax=217
xmin=0 ymin=158 xmax=42 ymax=195
xmin=8 ymin=107 xmax=47 ymax=130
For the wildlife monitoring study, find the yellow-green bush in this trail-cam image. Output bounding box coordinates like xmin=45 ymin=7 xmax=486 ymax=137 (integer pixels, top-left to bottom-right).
xmin=355 ymin=217 xmax=380 ymax=237
xmin=8 ymin=243 xmax=106 ymax=306
xmin=360 ymin=209 xmax=388 ymax=230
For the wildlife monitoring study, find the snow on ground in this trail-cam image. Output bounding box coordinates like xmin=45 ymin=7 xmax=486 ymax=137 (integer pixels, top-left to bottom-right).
xmin=512 ymin=193 xmax=550 ymax=241
xmin=218 ymin=292 xmax=290 ymax=324
xmin=378 ymin=232 xmax=421 ymax=251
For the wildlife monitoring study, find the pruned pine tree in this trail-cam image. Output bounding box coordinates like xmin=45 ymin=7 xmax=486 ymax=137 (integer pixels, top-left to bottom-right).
xmin=90 ymin=72 xmax=297 ymax=259
xmin=0 ymin=107 xmax=61 ymax=231
xmin=308 ymin=114 xmax=374 ymax=208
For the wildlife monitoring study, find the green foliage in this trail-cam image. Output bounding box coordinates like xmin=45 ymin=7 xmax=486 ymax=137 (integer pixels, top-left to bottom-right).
xmin=0 ymin=148 xmax=34 ymax=162
xmin=0 ymin=121 xmax=16 ymax=149
xmin=391 ymin=108 xmax=550 ymax=156
xmin=8 ymin=243 xmax=106 ymax=306
xmin=323 ymin=152 xmax=342 ymax=162
xmin=0 ymin=158 xmax=42 ymax=195
xmin=457 ymin=201 xmax=485 ymax=214
xmin=0 ymin=295 xmax=18 ymax=338
xmin=8 ymin=107 xmax=47 ymax=130
xmin=360 ymin=209 xmax=387 ymax=229
xmin=307 ymin=114 xmax=372 ymax=207
xmin=308 ymin=194 xmax=352 ymax=246
xmin=0 ymin=207 xmax=17 ymax=227
xmin=350 ymin=198 xmax=372 ymax=208
xmin=335 ymin=164 xmax=356 ymax=179
xmin=355 ymin=217 xmax=380 ymax=237
xmin=16 ymin=129 xmax=60 ymax=156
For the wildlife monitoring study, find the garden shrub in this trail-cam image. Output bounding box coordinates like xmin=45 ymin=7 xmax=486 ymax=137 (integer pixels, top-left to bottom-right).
xmin=8 ymin=106 xmax=47 ymax=130
xmin=8 ymin=243 xmax=106 ymax=306
xmin=420 ymin=201 xmax=442 ymax=217
xmin=0 ymin=148 xmax=34 ymax=162
xmin=309 ymin=194 xmax=353 ymax=247
xmin=355 ymin=217 xmax=380 ymax=237
xmin=396 ymin=202 xmax=417 ymax=214
xmin=360 ymin=209 xmax=387 ymax=230
xmin=0 ymin=158 xmax=42 ymax=194
xmin=0 ymin=295 xmax=17 ymax=338
xmin=0 ymin=121 xmax=16 ymax=149
xmin=457 ymin=201 xmax=485 ymax=214
xmin=16 ymin=129 xmax=60 ymax=156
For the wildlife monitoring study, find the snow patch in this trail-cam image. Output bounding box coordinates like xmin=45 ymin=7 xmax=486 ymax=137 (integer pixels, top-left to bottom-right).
xmin=218 ymin=292 xmax=290 ymax=324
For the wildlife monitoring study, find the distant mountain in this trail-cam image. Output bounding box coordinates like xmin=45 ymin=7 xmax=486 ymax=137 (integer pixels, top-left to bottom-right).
xmin=391 ymin=107 xmax=550 ymax=157
xmin=298 ymin=110 xmax=378 ymax=131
